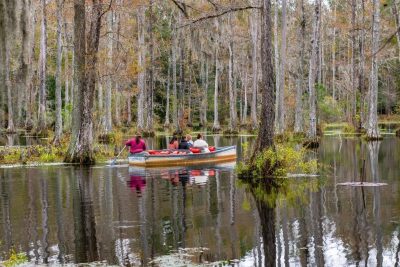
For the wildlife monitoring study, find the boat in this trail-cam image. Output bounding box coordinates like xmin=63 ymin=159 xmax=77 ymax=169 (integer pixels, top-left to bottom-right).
xmin=128 ymin=146 xmax=237 ymax=167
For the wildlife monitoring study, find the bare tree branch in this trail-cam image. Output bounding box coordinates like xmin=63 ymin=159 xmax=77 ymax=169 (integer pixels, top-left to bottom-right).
xmin=170 ymin=0 xmax=188 ymax=18
xmin=369 ymin=25 xmax=400 ymax=58
xmin=206 ymin=0 xmax=219 ymax=10
xmin=100 ymin=0 xmax=113 ymax=19
xmin=178 ymin=5 xmax=260 ymax=28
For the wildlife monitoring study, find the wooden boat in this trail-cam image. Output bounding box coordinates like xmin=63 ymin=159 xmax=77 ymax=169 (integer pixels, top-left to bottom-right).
xmin=128 ymin=146 xmax=237 ymax=167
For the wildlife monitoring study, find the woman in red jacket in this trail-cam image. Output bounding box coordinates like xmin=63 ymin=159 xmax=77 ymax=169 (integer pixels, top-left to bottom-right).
xmin=125 ymin=133 xmax=147 ymax=154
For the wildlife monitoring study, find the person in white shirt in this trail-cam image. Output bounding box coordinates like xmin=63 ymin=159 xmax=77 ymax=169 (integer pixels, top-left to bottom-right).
xmin=193 ymin=133 xmax=210 ymax=152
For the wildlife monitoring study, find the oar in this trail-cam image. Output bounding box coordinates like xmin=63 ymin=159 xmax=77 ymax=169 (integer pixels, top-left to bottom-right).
xmin=111 ymin=146 xmax=126 ymax=165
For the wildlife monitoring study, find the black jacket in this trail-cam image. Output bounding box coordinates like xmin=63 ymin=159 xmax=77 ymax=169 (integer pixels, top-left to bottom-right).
xmin=178 ymin=140 xmax=190 ymax=150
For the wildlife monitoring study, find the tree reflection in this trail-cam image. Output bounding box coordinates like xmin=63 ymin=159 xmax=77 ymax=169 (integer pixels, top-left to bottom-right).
xmin=72 ymin=168 xmax=98 ymax=263
xmin=251 ymin=179 xmax=277 ymax=267
xmin=246 ymin=173 xmax=323 ymax=266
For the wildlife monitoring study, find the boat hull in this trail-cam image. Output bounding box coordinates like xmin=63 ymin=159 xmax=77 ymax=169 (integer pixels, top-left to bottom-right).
xmin=128 ymin=146 xmax=237 ymax=167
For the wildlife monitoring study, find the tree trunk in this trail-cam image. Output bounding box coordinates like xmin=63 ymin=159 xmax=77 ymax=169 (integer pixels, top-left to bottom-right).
xmin=350 ymin=0 xmax=357 ymax=127
xmin=64 ymin=25 xmax=69 ymax=107
xmin=273 ymin=0 xmax=280 ymax=132
xmin=137 ymin=6 xmax=146 ymax=131
xmin=200 ymin=54 xmax=208 ymax=127
xmin=331 ymin=2 xmax=336 ymax=100
xmin=228 ymin=13 xmax=237 ymax=131
xmin=242 ymin=59 xmax=249 ymax=124
xmin=393 ymin=1 xmax=400 ymax=61
xmin=178 ymin=29 xmax=185 ymax=133
xmin=65 ymin=0 xmax=102 ymax=164
xmin=98 ymin=79 xmax=105 ymax=130
xmin=358 ymin=0 xmax=366 ymax=129
xmin=0 ymin=0 xmax=15 ymax=133
xmin=25 ymin=0 xmax=35 ymax=131
xmin=253 ymin=0 xmax=275 ymax=155
xmin=17 ymin=0 xmax=30 ymax=127
xmin=127 ymin=94 xmax=131 ymax=124
xmin=250 ymin=10 xmax=258 ymax=129
xmin=71 ymin=46 xmax=75 ymax=108
xmin=105 ymin=10 xmax=113 ymax=134
xmin=276 ymin=0 xmax=287 ymax=134
xmin=172 ymin=27 xmax=178 ymax=130
xmin=115 ymin=83 xmax=121 ymax=127
xmin=164 ymin=55 xmax=171 ymax=127
xmin=146 ymin=0 xmax=154 ymax=133
xmin=53 ymin=0 xmax=63 ymax=144
xmin=294 ymin=0 xmax=305 ymax=133
xmin=366 ymin=0 xmax=380 ymax=139
xmin=307 ymin=0 xmax=321 ymax=139
xmin=212 ymin=19 xmax=221 ymax=132
xmin=37 ymin=0 xmax=47 ymax=135
xmin=187 ymin=64 xmax=192 ymax=126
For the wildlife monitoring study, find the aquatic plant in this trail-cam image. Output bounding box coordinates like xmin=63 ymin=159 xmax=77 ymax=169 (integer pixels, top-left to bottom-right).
xmin=3 ymin=249 xmax=28 ymax=267
xmin=236 ymin=144 xmax=318 ymax=180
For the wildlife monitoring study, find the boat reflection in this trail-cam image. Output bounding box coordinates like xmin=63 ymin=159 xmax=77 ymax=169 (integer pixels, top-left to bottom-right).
xmin=128 ymin=162 xmax=235 ymax=190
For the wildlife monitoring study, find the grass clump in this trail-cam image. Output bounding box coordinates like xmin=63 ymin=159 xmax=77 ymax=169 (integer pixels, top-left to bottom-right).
xmin=3 ymin=249 xmax=28 ymax=267
xmin=236 ymin=144 xmax=318 ymax=180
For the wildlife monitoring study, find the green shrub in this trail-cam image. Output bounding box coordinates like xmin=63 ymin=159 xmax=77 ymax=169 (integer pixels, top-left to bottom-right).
xmin=236 ymin=144 xmax=318 ymax=179
xmin=39 ymin=153 xmax=57 ymax=162
xmin=3 ymin=249 xmax=28 ymax=267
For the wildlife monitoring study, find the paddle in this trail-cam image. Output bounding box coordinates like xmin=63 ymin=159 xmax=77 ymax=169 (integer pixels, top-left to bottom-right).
xmin=111 ymin=146 xmax=126 ymax=165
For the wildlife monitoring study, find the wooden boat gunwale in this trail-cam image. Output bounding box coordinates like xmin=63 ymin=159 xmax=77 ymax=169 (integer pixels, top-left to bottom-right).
xmin=128 ymin=146 xmax=237 ymax=167
xmin=132 ymin=145 xmax=236 ymax=159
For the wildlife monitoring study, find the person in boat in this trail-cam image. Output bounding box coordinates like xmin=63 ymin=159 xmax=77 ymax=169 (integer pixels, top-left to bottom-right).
xmin=168 ymin=136 xmax=179 ymax=149
xmin=125 ymin=133 xmax=146 ymax=154
xmin=186 ymin=134 xmax=194 ymax=147
xmin=178 ymin=135 xmax=190 ymax=149
xmin=193 ymin=133 xmax=210 ymax=152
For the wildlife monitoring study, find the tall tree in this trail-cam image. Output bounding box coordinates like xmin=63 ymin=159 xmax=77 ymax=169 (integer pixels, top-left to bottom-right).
xmin=200 ymin=53 xmax=208 ymax=127
xmin=393 ymin=0 xmax=400 ymax=61
xmin=212 ymin=18 xmax=221 ymax=132
xmin=172 ymin=25 xmax=178 ymax=130
xmin=228 ymin=13 xmax=237 ymax=132
xmin=17 ymin=0 xmax=30 ymax=127
xmin=65 ymin=0 xmax=103 ymax=164
xmin=253 ymin=0 xmax=275 ymax=155
xmin=307 ymin=0 xmax=322 ymax=139
xmin=105 ymin=9 xmax=113 ymax=134
xmin=366 ymin=0 xmax=381 ymax=139
xmin=136 ymin=5 xmax=146 ymax=131
xmin=359 ymin=0 xmax=367 ymax=129
xmin=164 ymin=55 xmax=171 ymax=127
xmin=146 ymin=0 xmax=155 ymax=133
xmin=53 ymin=0 xmax=64 ymax=144
xmin=0 ymin=0 xmax=15 ymax=133
xmin=250 ymin=9 xmax=258 ymax=130
xmin=24 ymin=0 xmax=36 ymax=131
xmin=294 ymin=0 xmax=305 ymax=133
xmin=350 ymin=0 xmax=357 ymax=126
xmin=37 ymin=0 xmax=47 ymax=135
xmin=276 ymin=0 xmax=287 ymax=134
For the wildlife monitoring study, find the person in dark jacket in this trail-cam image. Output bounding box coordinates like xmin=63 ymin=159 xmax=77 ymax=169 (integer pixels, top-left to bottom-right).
xmin=178 ymin=136 xmax=190 ymax=149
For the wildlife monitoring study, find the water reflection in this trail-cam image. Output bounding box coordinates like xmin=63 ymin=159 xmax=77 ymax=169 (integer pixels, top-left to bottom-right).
xmin=0 ymin=136 xmax=399 ymax=266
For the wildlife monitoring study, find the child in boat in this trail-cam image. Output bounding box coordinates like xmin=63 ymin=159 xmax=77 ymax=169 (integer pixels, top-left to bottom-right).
xmin=125 ymin=133 xmax=146 ymax=154
xmin=168 ymin=136 xmax=179 ymax=149
xmin=186 ymin=134 xmax=194 ymax=147
xmin=193 ymin=133 xmax=210 ymax=152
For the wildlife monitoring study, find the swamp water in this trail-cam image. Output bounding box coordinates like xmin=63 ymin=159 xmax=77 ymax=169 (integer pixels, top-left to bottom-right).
xmin=0 ymin=135 xmax=400 ymax=266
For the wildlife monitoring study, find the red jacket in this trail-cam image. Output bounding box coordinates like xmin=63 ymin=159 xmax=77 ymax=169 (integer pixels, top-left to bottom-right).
xmin=126 ymin=138 xmax=146 ymax=154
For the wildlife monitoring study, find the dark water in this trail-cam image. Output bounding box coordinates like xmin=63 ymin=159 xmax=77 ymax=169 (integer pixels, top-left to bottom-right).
xmin=0 ymin=135 xmax=399 ymax=266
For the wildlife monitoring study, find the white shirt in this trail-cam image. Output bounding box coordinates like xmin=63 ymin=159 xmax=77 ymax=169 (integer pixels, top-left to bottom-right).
xmin=193 ymin=139 xmax=208 ymax=148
